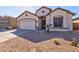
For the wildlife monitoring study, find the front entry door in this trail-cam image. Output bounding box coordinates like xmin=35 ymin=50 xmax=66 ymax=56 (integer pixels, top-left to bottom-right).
xmin=41 ymin=16 xmax=46 ymax=30
xmin=41 ymin=20 xmax=46 ymax=29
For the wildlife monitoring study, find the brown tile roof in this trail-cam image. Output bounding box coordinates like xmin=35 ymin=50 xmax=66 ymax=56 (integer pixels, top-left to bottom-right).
xmin=73 ymin=17 xmax=79 ymax=21
xmin=16 ymin=6 xmax=76 ymax=19
xmin=36 ymin=6 xmax=52 ymax=14
xmin=46 ymin=7 xmax=76 ymax=16
xmin=16 ymin=11 xmax=39 ymax=19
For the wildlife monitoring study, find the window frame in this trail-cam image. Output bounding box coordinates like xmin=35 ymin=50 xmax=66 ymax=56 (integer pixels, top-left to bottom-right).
xmin=53 ymin=15 xmax=63 ymax=28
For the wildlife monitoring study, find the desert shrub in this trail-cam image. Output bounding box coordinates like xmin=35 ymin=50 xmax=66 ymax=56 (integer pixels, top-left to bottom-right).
xmin=53 ymin=39 xmax=60 ymax=45
xmin=71 ymin=38 xmax=78 ymax=47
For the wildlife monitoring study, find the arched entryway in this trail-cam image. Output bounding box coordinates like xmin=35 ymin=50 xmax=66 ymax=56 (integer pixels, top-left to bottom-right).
xmin=40 ymin=16 xmax=46 ymax=30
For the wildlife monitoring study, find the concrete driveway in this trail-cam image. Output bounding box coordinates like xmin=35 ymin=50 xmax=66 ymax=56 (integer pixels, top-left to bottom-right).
xmin=0 ymin=29 xmax=29 ymax=43
xmin=0 ymin=29 xmax=18 ymax=43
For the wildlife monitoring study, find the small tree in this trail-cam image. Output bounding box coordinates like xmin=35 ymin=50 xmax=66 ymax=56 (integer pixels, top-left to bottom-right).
xmin=46 ymin=24 xmax=52 ymax=33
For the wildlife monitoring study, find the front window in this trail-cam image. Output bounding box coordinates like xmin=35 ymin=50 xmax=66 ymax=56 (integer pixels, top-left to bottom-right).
xmin=53 ymin=15 xmax=63 ymax=28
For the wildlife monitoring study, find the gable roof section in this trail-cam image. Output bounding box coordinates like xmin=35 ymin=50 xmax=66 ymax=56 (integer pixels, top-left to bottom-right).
xmin=16 ymin=7 xmax=76 ymax=19
xmin=46 ymin=7 xmax=76 ymax=16
xmin=16 ymin=11 xmax=39 ymax=19
xmin=36 ymin=6 xmax=52 ymax=14
xmin=73 ymin=17 xmax=79 ymax=21
xmin=52 ymin=8 xmax=76 ymax=16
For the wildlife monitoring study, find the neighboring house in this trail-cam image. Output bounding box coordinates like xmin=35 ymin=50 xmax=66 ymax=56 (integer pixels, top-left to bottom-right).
xmin=73 ymin=17 xmax=79 ymax=30
xmin=0 ymin=16 xmax=16 ymax=29
xmin=0 ymin=16 xmax=9 ymax=28
xmin=0 ymin=21 xmax=9 ymax=28
xmin=17 ymin=6 xmax=76 ymax=31
xmin=17 ymin=11 xmax=39 ymax=30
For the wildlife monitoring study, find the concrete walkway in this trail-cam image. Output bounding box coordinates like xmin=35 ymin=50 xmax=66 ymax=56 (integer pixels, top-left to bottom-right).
xmin=0 ymin=30 xmax=18 ymax=43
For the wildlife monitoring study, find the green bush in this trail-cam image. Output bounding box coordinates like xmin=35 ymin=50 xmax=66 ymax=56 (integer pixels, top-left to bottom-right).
xmin=53 ymin=40 xmax=60 ymax=45
xmin=71 ymin=38 xmax=78 ymax=47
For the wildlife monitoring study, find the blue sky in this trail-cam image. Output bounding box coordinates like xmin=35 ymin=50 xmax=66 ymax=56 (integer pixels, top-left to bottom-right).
xmin=0 ymin=6 xmax=79 ymax=19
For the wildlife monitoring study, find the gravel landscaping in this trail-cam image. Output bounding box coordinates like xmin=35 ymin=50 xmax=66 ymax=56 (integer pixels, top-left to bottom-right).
xmin=0 ymin=30 xmax=79 ymax=52
xmin=0 ymin=37 xmax=79 ymax=52
xmin=12 ymin=30 xmax=79 ymax=43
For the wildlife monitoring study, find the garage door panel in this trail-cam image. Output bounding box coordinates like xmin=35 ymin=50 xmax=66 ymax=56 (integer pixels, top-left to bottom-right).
xmin=0 ymin=22 xmax=8 ymax=28
xmin=19 ymin=19 xmax=36 ymax=30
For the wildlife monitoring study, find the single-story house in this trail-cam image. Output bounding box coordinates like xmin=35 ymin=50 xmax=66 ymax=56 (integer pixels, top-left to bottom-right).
xmin=0 ymin=16 xmax=9 ymax=28
xmin=17 ymin=6 xmax=76 ymax=31
xmin=73 ymin=17 xmax=79 ymax=30
xmin=0 ymin=16 xmax=17 ymax=29
xmin=0 ymin=21 xmax=9 ymax=28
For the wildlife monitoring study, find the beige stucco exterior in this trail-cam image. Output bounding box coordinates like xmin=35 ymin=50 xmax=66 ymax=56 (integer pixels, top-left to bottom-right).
xmin=73 ymin=20 xmax=79 ymax=23
xmin=17 ymin=6 xmax=75 ymax=31
xmin=36 ymin=8 xmax=50 ymax=17
xmin=36 ymin=7 xmax=51 ymax=29
xmin=17 ymin=11 xmax=39 ymax=29
xmin=46 ymin=9 xmax=73 ymax=31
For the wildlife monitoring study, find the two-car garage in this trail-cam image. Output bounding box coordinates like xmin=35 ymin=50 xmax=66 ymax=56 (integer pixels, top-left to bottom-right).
xmin=19 ymin=18 xmax=36 ymax=30
xmin=17 ymin=11 xmax=39 ymax=30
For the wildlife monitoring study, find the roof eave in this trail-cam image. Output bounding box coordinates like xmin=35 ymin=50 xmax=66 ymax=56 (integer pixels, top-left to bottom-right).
xmin=16 ymin=11 xmax=40 ymax=19
xmin=46 ymin=8 xmax=76 ymax=16
xmin=73 ymin=17 xmax=79 ymax=21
